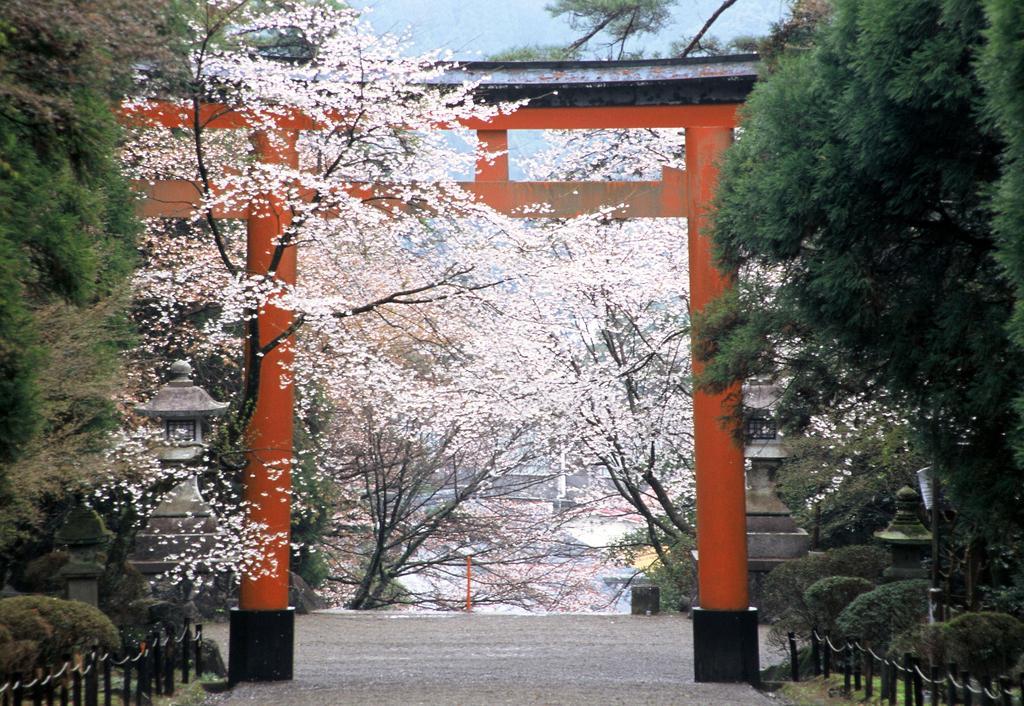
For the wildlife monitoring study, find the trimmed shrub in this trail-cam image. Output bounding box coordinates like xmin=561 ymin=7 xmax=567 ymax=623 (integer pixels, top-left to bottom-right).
xmin=836 ymin=579 xmax=928 ymax=650
xmin=805 ymin=576 xmax=874 ymax=633
xmin=0 ymin=596 xmax=119 ymax=674
xmin=942 ymin=612 xmax=1024 ymax=676
xmin=762 ymin=552 xmax=833 ymax=623
xmin=827 ymin=545 xmax=889 ymax=582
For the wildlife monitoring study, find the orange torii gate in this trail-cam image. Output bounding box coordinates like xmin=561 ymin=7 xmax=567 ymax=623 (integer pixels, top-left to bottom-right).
xmin=124 ymin=55 xmax=761 ymax=685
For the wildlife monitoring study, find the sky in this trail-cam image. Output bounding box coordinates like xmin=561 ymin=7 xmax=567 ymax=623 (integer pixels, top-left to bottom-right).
xmin=357 ymin=0 xmax=791 ymax=60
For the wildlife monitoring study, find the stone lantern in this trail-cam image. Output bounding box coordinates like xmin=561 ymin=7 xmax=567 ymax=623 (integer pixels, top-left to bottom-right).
xmin=875 ymin=485 xmax=932 ymax=581
xmin=742 ymin=380 xmax=809 ymax=607
xmin=56 ymin=505 xmax=113 ymax=606
xmin=130 ymin=360 xmax=227 ymax=586
xmin=134 ymin=360 xmax=229 ymax=462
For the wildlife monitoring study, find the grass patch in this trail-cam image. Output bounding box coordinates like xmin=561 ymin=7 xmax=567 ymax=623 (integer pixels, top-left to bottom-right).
xmin=778 ymin=674 xmax=916 ymax=706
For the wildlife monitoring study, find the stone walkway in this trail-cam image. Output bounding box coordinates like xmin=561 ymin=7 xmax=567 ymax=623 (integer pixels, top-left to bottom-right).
xmin=204 ymin=612 xmax=787 ymax=705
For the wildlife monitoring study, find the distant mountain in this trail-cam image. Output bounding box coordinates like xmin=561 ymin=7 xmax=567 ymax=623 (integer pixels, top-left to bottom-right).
xmin=357 ymin=0 xmax=785 ymax=59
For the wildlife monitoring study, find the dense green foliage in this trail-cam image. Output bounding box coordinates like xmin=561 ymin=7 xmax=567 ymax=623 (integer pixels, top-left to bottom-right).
xmin=708 ymin=0 xmax=1022 ymax=530
xmin=763 ymin=545 xmax=888 ymax=650
xmin=980 ymin=0 xmax=1024 ymax=466
xmin=0 ymin=0 xmax=180 ymax=578
xmin=804 ymin=576 xmax=874 ymax=633
xmin=894 ymin=611 xmax=1024 ymax=676
xmin=762 ymin=545 xmax=889 ymax=622
xmin=778 ymin=413 xmax=922 ymax=548
xmin=0 ymin=596 xmax=120 ymax=674
xmin=836 ymin=579 xmax=929 ymax=650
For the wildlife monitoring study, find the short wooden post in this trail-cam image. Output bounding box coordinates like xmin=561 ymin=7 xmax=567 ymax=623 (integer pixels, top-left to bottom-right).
xmin=904 ymin=654 xmax=913 ymax=706
xmin=853 ymin=641 xmax=861 ymax=692
xmin=999 ymin=676 xmax=1011 ymax=706
xmin=963 ymin=671 xmax=973 ymax=706
xmin=823 ymin=634 xmax=831 ymax=678
xmin=843 ymin=645 xmax=852 ymax=694
xmin=163 ymin=629 xmax=174 ymax=697
xmin=181 ymin=621 xmax=190 ymax=685
xmin=195 ymin=625 xmax=203 ymax=678
xmin=811 ymin=630 xmax=821 ymax=677
xmin=788 ymin=632 xmax=799 ymax=682
xmin=921 ymin=655 xmax=929 ymax=704
xmin=152 ymin=633 xmax=161 ymax=696
xmin=71 ymin=665 xmax=81 ymax=706
xmin=120 ymin=661 xmax=130 ymax=706
xmin=865 ymin=653 xmax=874 ymax=699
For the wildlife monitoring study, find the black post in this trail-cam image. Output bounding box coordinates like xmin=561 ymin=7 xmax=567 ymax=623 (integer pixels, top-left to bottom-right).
xmin=930 ymin=666 xmax=939 ymax=706
xmin=921 ymin=655 xmax=929 ymax=704
xmin=71 ymin=667 xmax=81 ymax=706
xmin=949 ymin=664 xmax=959 ymax=705
xmin=59 ymin=657 xmax=70 ymax=706
xmin=904 ymin=654 xmax=913 ymax=706
xmin=999 ymin=677 xmax=1011 ymax=706
xmin=195 ymin=625 xmax=203 ymax=678
xmin=788 ymin=633 xmax=799 ymax=682
xmin=151 ymin=633 xmax=161 ymax=697
xmin=865 ymin=655 xmax=874 ymax=699
xmin=85 ymin=650 xmax=97 ymax=706
xmin=120 ymin=662 xmax=129 ymax=706
xmin=45 ymin=669 xmax=55 ymax=706
xmin=811 ymin=630 xmax=821 ymax=677
xmin=101 ymin=657 xmax=109 ymax=706
xmin=32 ymin=676 xmax=41 ymax=706
xmin=854 ymin=642 xmax=862 ymax=692
xmin=823 ymin=634 xmax=831 ymax=678
xmin=181 ymin=622 xmax=190 ymax=685
xmin=163 ymin=630 xmax=174 ymax=697
xmin=963 ymin=671 xmax=973 ymax=706
xmin=136 ymin=644 xmax=146 ymax=706
xmin=844 ymin=645 xmax=852 ymax=694
xmin=980 ymin=675 xmax=992 ymax=706
xmin=891 ymin=660 xmax=899 ymax=706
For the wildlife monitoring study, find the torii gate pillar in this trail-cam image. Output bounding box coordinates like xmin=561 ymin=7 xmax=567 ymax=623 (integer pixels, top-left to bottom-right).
xmin=686 ymin=126 xmax=759 ymax=684
xmin=228 ymin=129 xmax=299 ymax=684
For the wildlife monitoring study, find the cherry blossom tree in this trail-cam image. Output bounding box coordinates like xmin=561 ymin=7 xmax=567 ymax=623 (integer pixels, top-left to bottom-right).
xmin=111 ymin=1 xmax=700 ymax=608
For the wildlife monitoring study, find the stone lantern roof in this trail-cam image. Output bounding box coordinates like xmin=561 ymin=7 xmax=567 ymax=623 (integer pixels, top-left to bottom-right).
xmin=135 ymin=360 xmax=229 ymax=420
xmin=875 ymin=486 xmax=932 ymax=545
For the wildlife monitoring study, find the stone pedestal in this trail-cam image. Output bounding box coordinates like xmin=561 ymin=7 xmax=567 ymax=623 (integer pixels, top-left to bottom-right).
xmin=745 ymin=458 xmax=810 ymax=607
xmin=130 ymin=476 xmax=220 ymax=597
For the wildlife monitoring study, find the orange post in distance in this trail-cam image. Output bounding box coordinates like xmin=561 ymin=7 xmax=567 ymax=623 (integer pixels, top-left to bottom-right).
xmin=466 ymin=555 xmax=473 ymax=612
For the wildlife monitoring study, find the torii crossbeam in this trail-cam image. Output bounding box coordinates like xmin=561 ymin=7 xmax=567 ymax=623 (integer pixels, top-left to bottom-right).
xmin=124 ymin=54 xmax=761 ymax=685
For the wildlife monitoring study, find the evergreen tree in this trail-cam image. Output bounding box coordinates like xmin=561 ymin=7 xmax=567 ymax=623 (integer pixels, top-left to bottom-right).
xmin=708 ymin=0 xmax=1023 ymax=528
xmin=980 ymin=0 xmax=1024 ymax=463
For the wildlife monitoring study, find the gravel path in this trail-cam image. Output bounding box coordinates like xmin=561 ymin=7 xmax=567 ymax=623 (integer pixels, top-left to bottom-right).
xmin=203 ymin=612 xmax=787 ymax=705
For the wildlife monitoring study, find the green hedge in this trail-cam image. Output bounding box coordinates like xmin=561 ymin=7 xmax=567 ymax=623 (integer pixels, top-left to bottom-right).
xmin=0 ymin=596 xmax=119 ymax=675
xmin=805 ymin=576 xmax=874 ymax=634
xmin=836 ymin=579 xmax=929 ymax=650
